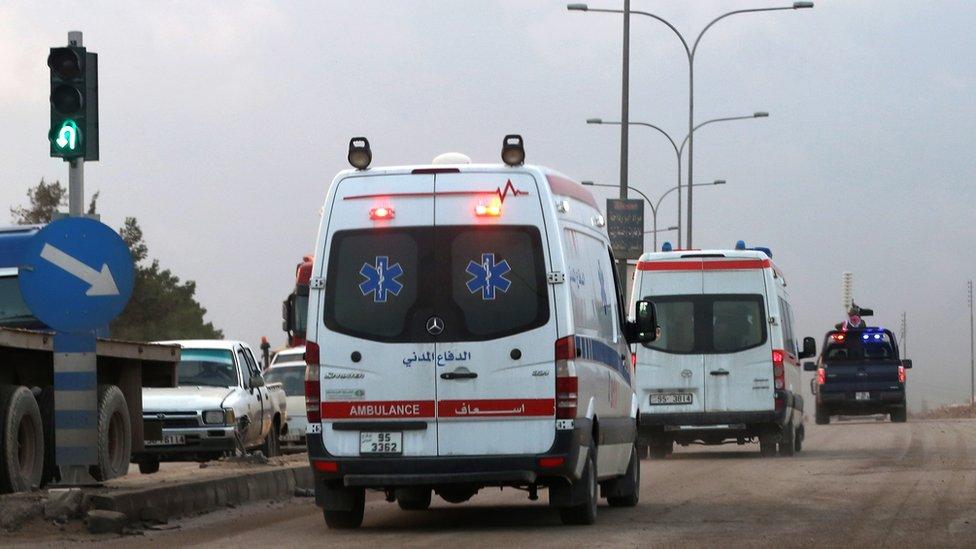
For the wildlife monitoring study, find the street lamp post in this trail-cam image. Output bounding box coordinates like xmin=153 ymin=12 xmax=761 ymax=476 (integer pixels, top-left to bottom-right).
xmin=570 ymin=2 xmax=812 ymax=248
xmin=582 ymin=180 xmax=725 ymax=251
xmin=587 ymin=112 xmax=765 ymax=244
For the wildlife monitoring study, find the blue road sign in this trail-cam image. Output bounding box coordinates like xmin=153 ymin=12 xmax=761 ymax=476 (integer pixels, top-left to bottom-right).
xmin=18 ymin=217 xmax=134 ymax=333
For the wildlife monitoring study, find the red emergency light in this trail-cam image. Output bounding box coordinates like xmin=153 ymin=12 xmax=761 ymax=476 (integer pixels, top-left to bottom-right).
xmin=475 ymin=200 xmax=502 ymax=217
xmin=369 ymin=207 xmax=395 ymax=220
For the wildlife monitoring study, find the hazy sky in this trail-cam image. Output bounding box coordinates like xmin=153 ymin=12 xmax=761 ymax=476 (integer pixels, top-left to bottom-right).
xmin=2 ymin=1 xmax=973 ymax=409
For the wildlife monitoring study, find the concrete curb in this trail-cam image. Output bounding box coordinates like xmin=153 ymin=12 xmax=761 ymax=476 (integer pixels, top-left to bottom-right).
xmin=88 ymin=464 xmax=313 ymax=522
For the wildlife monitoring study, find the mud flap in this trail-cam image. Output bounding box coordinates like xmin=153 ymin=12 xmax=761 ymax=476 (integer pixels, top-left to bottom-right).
xmin=548 ymin=446 xmax=590 ymax=507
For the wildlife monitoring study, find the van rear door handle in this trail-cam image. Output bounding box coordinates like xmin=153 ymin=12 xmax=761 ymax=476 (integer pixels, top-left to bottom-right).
xmin=710 ymin=369 xmax=730 ymax=376
xmin=441 ymin=371 xmax=478 ymax=380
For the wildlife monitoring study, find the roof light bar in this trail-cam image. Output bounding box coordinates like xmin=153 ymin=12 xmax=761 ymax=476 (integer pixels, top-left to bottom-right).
xmin=475 ymin=202 xmax=501 ymax=217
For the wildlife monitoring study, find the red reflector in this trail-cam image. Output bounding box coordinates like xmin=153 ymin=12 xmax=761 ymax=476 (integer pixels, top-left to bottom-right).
xmin=630 ymin=351 xmax=637 ymax=369
xmin=898 ymin=366 xmax=906 ymax=384
xmin=817 ymin=367 xmax=826 ymax=386
xmin=306 ymin=342 xmax=320 ymax=365
xmin=538 ymin=457 xmax=565 ymax=469
xmin=313 ymin=460 xmax=338 ymax=473
xmin=369 ymin=207 xmax=395 ymax=220
xmin=555 ymin=336 xmax=577 ymax=361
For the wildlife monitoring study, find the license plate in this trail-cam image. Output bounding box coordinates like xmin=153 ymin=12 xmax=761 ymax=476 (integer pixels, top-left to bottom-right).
xmin=359 ymin=432 xmax=402 ymax=455
xmin=145 ymin=434 xmax=185 ymax=446
xmin=855 ymin=391 xmax=871 ymax=401
xmin=650 ymin=393 xmax=693 ymax=405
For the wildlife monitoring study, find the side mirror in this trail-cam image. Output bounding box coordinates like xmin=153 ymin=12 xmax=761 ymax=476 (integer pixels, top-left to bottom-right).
xmin=803 ymin=361 xmax=818 ymax=372
xmin=281 ymin=295 xmax=294 ymax=332
xmin=249 ymin=374 xmax=265 ymax=388
xmin=626 ymin=299 xmax=658 ymax=345
xmin=901 ymin=359 xmax=912 ymax=369
xmin=799 ymin=336 xmax=817 ymax=359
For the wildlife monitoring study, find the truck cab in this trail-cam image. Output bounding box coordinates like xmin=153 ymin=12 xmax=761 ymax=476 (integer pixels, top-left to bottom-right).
xmin=805 ymin=328 xmax=911 ymax=423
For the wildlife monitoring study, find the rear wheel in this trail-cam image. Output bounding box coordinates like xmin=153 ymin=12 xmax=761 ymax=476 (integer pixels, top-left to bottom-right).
xmin=778 ymin=421 xmax=796 ymax=457
xmin=322 ymin=487 xmax=365 ymax=529
xmin=396 ymin=487 xmax=432 ymax=510
xmin=795 ymin=425 xmax=805 ymax=453
xmin=890 ymin=408 xmax=908 ymax=423
xmin=648 ymin=437 xmax=672 ymax=459
xmin=91 ymin=385 xmax=131 ymax=482
xmin=138 ymin=457 xmax=160 ymax=475
xmin=606 ymin=442 xmax=640 ymax=508
xmin=559 ymin=446 xmax=598 ymax=525
xmin=815 ymin=406 xmax=831 ymax=425
xmin=759 ymin=428 xmax=778 ymax=458
xmin=0 ymin=385 xmax=45 ymax=493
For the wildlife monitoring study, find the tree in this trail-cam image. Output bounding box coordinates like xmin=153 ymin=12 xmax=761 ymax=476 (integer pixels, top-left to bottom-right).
xmin=11 ymin=179 xmax=222 ymax=340
xmin=110 ymin=217 xmax=223 ymax=340
xmin=10 ymin=178 xmax=66 ymax=224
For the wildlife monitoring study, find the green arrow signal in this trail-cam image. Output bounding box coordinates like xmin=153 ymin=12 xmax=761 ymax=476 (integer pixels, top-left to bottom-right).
xmin=54 ymin=120 xmax=81 ymax=151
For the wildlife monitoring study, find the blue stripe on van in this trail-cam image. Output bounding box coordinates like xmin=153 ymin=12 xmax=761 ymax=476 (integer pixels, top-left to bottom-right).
xmin=575 ymin=335 xmax=630 ymax=384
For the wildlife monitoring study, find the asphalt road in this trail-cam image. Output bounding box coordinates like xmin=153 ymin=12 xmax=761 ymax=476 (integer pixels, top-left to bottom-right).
xmin=19 ymin=418 xmax=976 ymax=548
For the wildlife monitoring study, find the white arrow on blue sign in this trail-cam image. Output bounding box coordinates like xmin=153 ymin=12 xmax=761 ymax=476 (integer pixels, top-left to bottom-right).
xmin=18 ymin=217 xmax=135 ymax=333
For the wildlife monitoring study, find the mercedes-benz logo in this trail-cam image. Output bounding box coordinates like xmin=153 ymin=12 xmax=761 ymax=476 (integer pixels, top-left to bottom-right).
xmin=156 ymin=413 xmax=166 ymax=419
xmin=426 ymin=316 xmax=444 ymax=336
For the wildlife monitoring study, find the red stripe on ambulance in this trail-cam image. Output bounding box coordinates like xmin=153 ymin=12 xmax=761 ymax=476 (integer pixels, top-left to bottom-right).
xmin=321 ymin=400 xmax=435 ymax=419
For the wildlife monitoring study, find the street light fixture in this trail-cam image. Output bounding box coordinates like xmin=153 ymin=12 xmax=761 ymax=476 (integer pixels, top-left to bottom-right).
xmin=582 ymin=179 xmax=726 ymax=251
xmin=569 ymin=2 xmax=812 ymax=248
xmin=586 ymin=114 xmax=762 ymax=242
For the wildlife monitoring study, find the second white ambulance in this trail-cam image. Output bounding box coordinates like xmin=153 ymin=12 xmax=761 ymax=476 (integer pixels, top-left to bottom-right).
xmin=629 ymin=244 xmax=816 ymax=458
xmin=304 ymin=136 xmax=657 ymax=528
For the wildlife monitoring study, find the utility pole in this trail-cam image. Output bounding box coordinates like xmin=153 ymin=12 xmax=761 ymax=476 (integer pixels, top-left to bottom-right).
xmin=66 ymin=31 xmax=85 ymax=216
xmin=617 ymin=0 xmax=630 ymax=282
xmin=900 ymin=311 xmax=907 ymax=358
xmin=969 ymin=280 xmax=973 ymax=406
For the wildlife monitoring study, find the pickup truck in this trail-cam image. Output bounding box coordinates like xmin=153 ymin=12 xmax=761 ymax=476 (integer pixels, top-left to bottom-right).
xmin=804 ymin=328 xmax=912 ymax=424
xmin=135 ymin=339 xmax=287 ymax=473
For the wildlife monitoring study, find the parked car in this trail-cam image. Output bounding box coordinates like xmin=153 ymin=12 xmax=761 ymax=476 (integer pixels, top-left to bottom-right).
xmin=304 ymin=137 xmax=657 ymax=528
xmin=630 ymin=243 xmax=817 ymax=458
xmin=805 ymin=327 xmax=911 ymax=423
xmin=264 ymin=358 xmax=308 ymax=449
xmin=134 ymin=340 xmax=287 ymax=473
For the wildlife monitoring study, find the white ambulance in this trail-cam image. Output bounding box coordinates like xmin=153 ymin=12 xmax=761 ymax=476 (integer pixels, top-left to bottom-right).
xmin=629 ymin=244 xmax=816 ymax=458
xmin=304 ymin=136 xmax=657 ymax=528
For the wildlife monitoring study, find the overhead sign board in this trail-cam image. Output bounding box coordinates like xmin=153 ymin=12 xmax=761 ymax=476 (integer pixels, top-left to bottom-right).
xmin=19 ymin=217 xmax=134 ymax=332
xmin=606 ymin=198 xmax=645 ymax=260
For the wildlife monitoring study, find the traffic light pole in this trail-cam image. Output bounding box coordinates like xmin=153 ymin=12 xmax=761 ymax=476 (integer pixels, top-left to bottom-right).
xmin=66 ymin=31 xmax=85 ymax=218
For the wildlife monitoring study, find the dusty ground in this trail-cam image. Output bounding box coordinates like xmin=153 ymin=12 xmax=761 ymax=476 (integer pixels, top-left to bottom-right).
xmin=3 ymin=418 xmax=975 ymax=547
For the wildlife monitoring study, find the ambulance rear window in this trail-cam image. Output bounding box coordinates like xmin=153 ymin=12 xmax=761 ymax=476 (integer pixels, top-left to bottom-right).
xmin=644 ymin=294 xmax=766 ymax=354
xmin=324 ymin=226 xmax=548 ymax=343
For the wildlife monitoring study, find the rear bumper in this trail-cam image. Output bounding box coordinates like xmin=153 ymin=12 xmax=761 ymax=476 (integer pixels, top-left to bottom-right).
xmin=818 ymin=389 xmax=905 ymax=414
xmin=306 ymin=417 xmax=612 ymax=491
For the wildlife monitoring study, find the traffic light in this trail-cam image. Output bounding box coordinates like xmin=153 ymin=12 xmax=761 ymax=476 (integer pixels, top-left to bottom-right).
xmin=48 ymin=46 xmax=98 ymax=160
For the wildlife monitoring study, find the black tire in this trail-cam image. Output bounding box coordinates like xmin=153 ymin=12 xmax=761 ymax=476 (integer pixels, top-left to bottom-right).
xmin=322 ymin=488 xmax=365 ymax=529
xmin=648 ymin=437 xmax=671 ymax=459
xmin=815 ymin=406 xmax=830 ymax=425
xmin=91 ymin=385 xmax=131 ymax=482
xmin=795 ymin=425 xmax=804 ymax=453
xmin=890 ymin=408 xmax=908 ymax=423
xmin=778 ymin=421 xmax=796 ymax=457
xmin=0 ymin=385 xmax=45 ymax=493
xmin=396 ymin=487 xmax=432 ymax=511
xmin=138 ymin=457 xmax=160 ymax=475
xmin=262 ymin=417 xmax=281 ymax=457
xmin=759 ymin=428 xmax=778 ymax=458
xmin=606 ymin=443 xmax=640 ymax=508
xmin=36 ymin=386 xmax=59 ymax=486
xmin=559 ymin=445 xmax=598 ymax=525
xmin=636 ymin=443 xmax=649 ymax=460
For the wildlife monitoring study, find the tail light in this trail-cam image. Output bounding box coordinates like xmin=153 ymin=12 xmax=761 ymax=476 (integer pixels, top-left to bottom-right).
xmin=555 ymin=336 xmax=578 ymax=420
xmin=772 ymin=349 xmax=785 ymax=390
xmin=817 ymin=367 xmax=826 ymax=386
xmin=305 ymin=342 xmax=321 ymax=423
xmin=630 ymin=351 xmax=637 ymax=369
xmin=898 ymin=366 xmax=906 ymax=384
